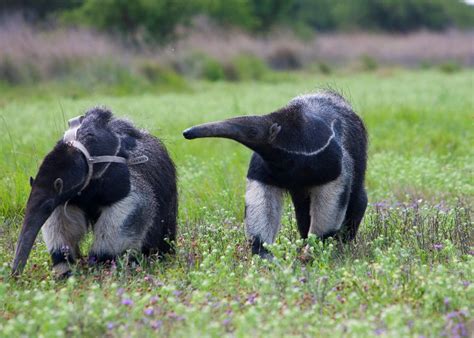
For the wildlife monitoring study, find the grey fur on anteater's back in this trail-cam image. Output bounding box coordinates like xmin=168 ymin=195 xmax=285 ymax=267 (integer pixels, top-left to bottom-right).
xmin=184 ymin=90 xmax=368 ymax=258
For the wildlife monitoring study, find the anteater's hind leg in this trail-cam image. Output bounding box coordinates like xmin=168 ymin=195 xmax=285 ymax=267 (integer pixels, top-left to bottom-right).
xmin=338 ymin=187 xmax=368 ymax=242
xmin=290 ymin=189 xmax=311 ymax=239
xmin=245 ymin=179 xmax=284 ymax=258
xmin=308 ymin=174 xmax=350 ymax=239
xmin=141 ymin=209 xmax=177 ymax=259
xmin=42 ymin=205 xmax=87 ymax=277
xmin=88 ymin=190 xmax=153 ymax=263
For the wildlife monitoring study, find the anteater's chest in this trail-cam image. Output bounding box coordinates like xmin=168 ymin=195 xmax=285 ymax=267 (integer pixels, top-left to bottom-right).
xmin=70 ymin=167 xmax=132 ymax=223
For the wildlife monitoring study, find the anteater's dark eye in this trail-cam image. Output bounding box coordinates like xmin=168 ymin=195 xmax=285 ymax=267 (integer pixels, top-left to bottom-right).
xmin=247 ymin=128 xmax=258 ymax=138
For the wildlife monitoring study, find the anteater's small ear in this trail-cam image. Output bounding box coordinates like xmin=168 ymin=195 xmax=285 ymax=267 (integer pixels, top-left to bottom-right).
xmin=268 ymin=123 xmax=282 ymax=143
xmin=53 ymin=178 xmax=63 ymax=194
xmin=29 ymin=177 xmax=34 ymax=187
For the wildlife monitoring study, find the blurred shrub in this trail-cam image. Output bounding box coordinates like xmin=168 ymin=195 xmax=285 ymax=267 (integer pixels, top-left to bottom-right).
xmin=360 ymin=54 xmax=378 ymax=72
xmin=224 ymin=54 xmax=268 ymax=81
xmin=249 ymin=0 xmax=293 ymax=30
xmin=0 ymin=0 xmax=81 ymax=19
xmin=0 ymin=57 xmax=32 ymax=84
xmin=201 ymin=0 xmax=257 ymax=30
xmin=287 ymin=0 xmax=336 ymax=31
xmin=173 ymin=52 xmax=225 ymax=81
xmin=202 ymin=58 xmax=225 ymax=81
xmin=6 ymin=0 xmax=474 ymax=41
xmin=318 ymin=62 xmax=332 ymax=75
xmin=438 ymin=61 xmax=461 ymax=74
xmin=267 ymin=47 xmax=302 ymax=70
xmin=307 ymin=61 xmax=332 ymax=75
xmin=330 ymin=0 xmax=474 ymax=32
xmin=69 ymin=60 xmax=141 ymax=89
xmin=138 ymin=61 xmax=187 ymax=87
xmin=62 ymin=0 xmax=198 ymax=44
xmin=419 ymin=60 xmax=433 ymax=70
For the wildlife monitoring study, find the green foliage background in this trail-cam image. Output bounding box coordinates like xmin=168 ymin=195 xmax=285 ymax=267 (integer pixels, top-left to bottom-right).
xmin=2 ymin=0 xmax=474 ymax=42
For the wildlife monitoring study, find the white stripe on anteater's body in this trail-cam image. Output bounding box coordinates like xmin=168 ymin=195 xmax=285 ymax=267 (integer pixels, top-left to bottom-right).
xmin=89 ymin=164 xmax=157 ymax=258
xmin=245 ymin=179 xmax=284 ymax=244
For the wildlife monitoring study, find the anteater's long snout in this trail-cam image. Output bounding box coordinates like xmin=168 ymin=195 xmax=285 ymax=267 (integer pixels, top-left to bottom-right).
xmin=182 ymin=115 xmax=267 ymax=144
xmin=11 ymin=193 xmax=57 ymax=275
xmin=182 ymin=121 xmax=236 ymax=140
xmin=182 ymin=127 xmax=201 ymax=139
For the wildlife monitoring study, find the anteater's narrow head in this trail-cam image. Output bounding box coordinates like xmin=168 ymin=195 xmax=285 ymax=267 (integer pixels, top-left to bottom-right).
xmin=182 ymin=113 xmax=285 ymax=152
xmin=11 ymin=143 xmax=87 ymax=275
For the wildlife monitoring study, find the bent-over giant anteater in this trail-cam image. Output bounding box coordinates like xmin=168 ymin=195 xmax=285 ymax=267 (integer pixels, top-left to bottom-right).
xmin=12 ymin=107 xmax=177 ymax=276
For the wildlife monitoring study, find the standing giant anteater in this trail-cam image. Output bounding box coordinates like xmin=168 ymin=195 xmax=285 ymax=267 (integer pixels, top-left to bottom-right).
xmin=183 ymin=91 xmax=368 ymax=258
xmin=12 ymin=107 xmax=177 ymax=276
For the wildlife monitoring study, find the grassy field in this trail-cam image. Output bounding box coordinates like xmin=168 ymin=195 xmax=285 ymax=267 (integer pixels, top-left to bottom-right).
xmin=0 ymin=70 xmax=472 ymax=337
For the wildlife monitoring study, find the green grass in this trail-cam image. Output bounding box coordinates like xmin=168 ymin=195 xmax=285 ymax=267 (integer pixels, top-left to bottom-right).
xmin=0 ymin=69 xmax=472 ymax=337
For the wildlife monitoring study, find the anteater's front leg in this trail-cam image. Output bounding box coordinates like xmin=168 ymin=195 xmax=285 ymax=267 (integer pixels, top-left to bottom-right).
xmin=245 ymin=179 xmax=284 ymax=258
xmin=42 ymin=205 xmax=87 ymax=277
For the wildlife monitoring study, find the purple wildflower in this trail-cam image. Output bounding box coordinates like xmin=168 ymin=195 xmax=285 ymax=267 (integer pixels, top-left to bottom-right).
xmin=444 ymin=297 xmax=450 ymax=306
xmin=150 ymin=320 xmax=162 ymax=330
xmin=373 ymin=202 xmax=387 ymax=209
xmin=144 ymin=307 xmax=154 ymax=316
xmin=246 ymin=293 xmax=258 ymax=305
xmin=173 ymin=290 xmax=182 ymax=297
xmin=116 ymin=288 xmax=125 ymax=296
xmin=150 ymin=296 xmax=159 ymax=304
xmin=433 ymin=244 xmax=444 ymax=250
xmin=446 ymin=311 xmax=459 ymax=319
xmin=107 ymin=322 xmax=114 ymax=330
xmin=121 ymin=298 xmax=134 ymax=306
xmin=222 ymin=318 xmax=232 ymax=326
xmin=168 ymin=312 xmax=185 ymax=321
xmin=374 ymin=328 xmax=385 ymax=335
xmin=452 ymin=322 xmax=467 ymax=337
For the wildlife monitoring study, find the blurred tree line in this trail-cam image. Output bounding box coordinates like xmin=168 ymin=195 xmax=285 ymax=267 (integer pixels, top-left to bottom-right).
xmin=2 ymin=0 xmax=473 ymax=42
